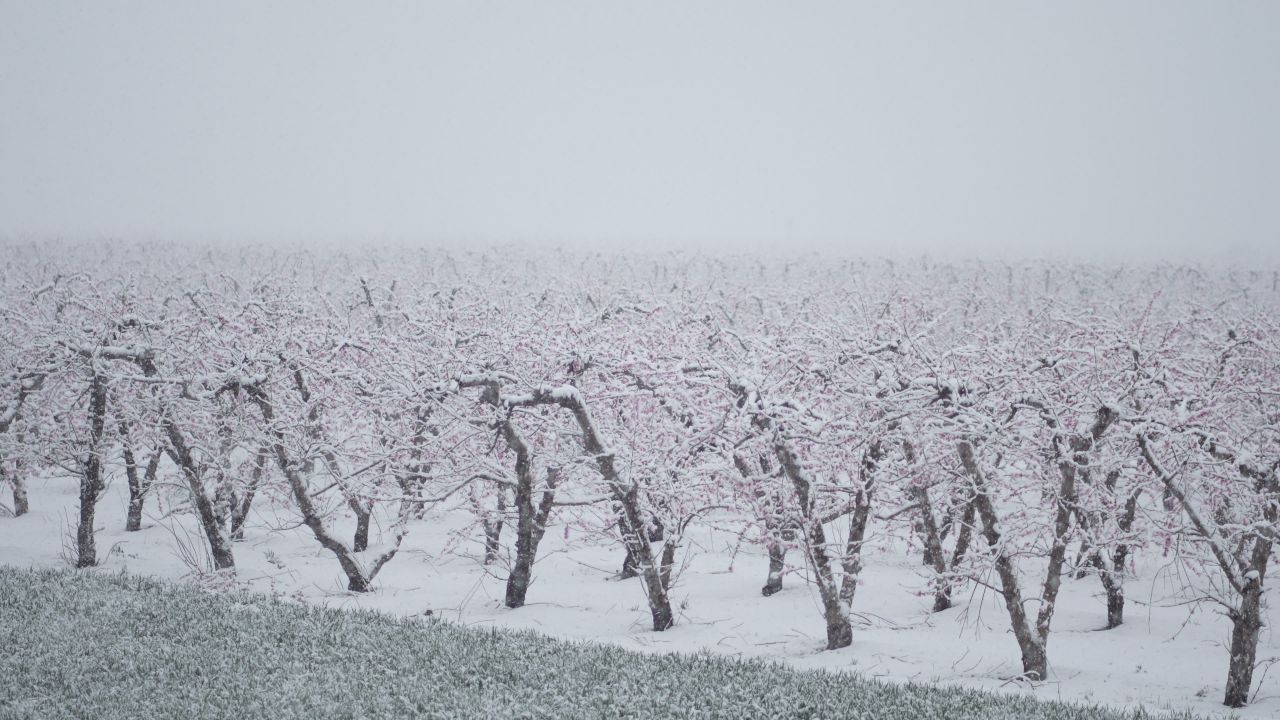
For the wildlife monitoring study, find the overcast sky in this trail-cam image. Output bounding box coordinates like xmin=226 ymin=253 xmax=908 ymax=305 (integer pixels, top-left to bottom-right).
xmin=2 ymin=2 xmax=1277 ymax=260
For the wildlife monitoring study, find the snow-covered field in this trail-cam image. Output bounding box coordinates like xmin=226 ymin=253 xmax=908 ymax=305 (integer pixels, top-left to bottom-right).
xmin=4 ymin=473 xmax=1274 ymax=719
xmin=3 ymin=246 xmax=1278 ymax=718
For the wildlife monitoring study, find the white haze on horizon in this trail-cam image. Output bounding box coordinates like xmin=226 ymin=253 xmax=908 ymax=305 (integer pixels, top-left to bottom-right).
xmin=2 ymin=2 xmax=1278 ymax=263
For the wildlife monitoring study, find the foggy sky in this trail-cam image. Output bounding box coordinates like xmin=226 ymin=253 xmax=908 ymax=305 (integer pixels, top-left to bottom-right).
xmin=2 ymin=2 xmax=1278 ymax=260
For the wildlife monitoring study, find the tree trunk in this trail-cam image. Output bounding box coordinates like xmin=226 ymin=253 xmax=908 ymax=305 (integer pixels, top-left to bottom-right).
xmin=816 ymin=579 xmax=852 ymax=649
xmin=913 ymin=485 xmax=953 ymax=612
xmin=472 ymin=381 xmax=676 ymax=631
xmin=336 ymin=460 xmax=371 ymax=553
xmin=451 ymin=375 xmax=558 ymax=608
xmin=961 ymin=440 xmax=1048 ymax=680
xmin=762 ymin=538 xmax=786 ymax=596
xmin=487 ymin=396 xmax=553 ymax=608
xmin=1224 ymin=531 xmax=1273 ymax=708
xmin=483 ymin=490 xmax=505 ymax=565
xmin=1057 ymin=413 xmax=1128 ymax=627
xmin=1224 ymin=577 xmax=1264 ymax=707
xmin=1072 ymin=540 xmax=1092 ymax=580
xmin=164 ymin=422 xmax=236 ymax=571
xmin=838 ymin=445 xmax=877 ymax=605
xmin=732 ymin=453 xmax=792 ymax=597
xmin=817 ymin=551 xmax=854 ymax=650
xmin=211 ymin=426 xmax=238 ymax=534
xmin=620 ymin=516 xmax=663 ymax=579
xmin=961 ymin=402 xmax=1099 ymax=678
xmin=1099 ymin=488 xmax=1138 ymax=629
xmin=1099 ymin=568 xmax=1124 ymax=629
xmin=731 ymin=383 xmax=853 ymax=650
xmin=76 ymin=373 xmax=109 ymax=568
xmin=838 ymin=502 xmax=872 ymax=604
xmin=119 ymin=423 xmax=147 ymax=532
xmin=949 ymin=501 xmax=976 ymax=571
xmin=1 ymin=375 xmax=44 ymax=518
xmin=295 ymin=368 xmax=371 ymax=555
xmin=505 ymin=546 xmax=535 ymax=608
xmin=559 ymin=394 xmax=674 ymax=631
xmin=1137 ymin=432 xmax=1275 ymax=708
xmin=350 ymin=510 xmax=368 ymax=552
xmin=659 ymin=540 xmax=677 ymax=591
xmin=10 ymin=471 xmax=28 ymax=517
xmin=505 ymin=469 xmax=556 ymax=609
xmin=75 ymin=482 xmax=98 ymax=567
xmin=974 ymin=487 xmax=1048 ymax=679
xmin=776 ymin=438 xmax=852 ymax=650
xmin=230 ymin=447 xmax=266 ymax=541
xmin=614 ymin=486 xmax=675 ymax=630
xmin=247 ymin=384 xmax=383 ymax=592
xmin=620 ymin=545 xmax=639 ymax=579
xmin=1069 ymin=479 xmax=1136 ymax=629
xmin=907 ymin=436 xmax=965 ymax=609
xmin=918 ymin=520 xmax=934 ymax=566
xmin=123 ymin=354 xmax=234 ymax=571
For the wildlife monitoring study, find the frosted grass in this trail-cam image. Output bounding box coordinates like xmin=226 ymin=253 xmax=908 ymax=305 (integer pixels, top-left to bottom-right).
xmin=0 ymin=567 xmax=1202 ymax=720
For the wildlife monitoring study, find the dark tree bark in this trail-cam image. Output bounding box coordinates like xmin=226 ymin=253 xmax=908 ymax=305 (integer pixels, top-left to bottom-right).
xmin=916 ymin=489 xmax=951 ymax=605
xmin=1040 ymin=405 xmax=1123 ymax=629
xmin=118 ymin=421 xmax=158 ymax=532
xmin=1225 ymin=560 xmax=1267 ymax=708
xmin=146 ymin=388 xmax=235 ymax=570
xmin=457 ymin=375 xmax=557 ymax=606
xmin=604 ymin=480 xmax=674 ymax=630
xmin=554 ymin=389 xmax=674 ymax=631
xmin=961 ymin=439 xmax=1077 ymax=681
xmin=243 ymin=381 xmax=406 ymax=592
xmin=291 ymin=364 xmax=371 ymax=553
xmin=762 ymin=539 xmax=787 ymax=596
xmin=619 ymin=538 xmax=639 ymax=579
xmin=229 ymin=447 xmax=267 ymax=541
xmin=838 ymin=443 xmax=879 ymax=605
xmin=75 ymin=372 xmax=110 ymax=568
xmin=325 ymin=446 xmax=371 ymax=553
xmin=6 ymin=465 xmax=28 ymax=517
xmin=733 ymin=453 xmax=794 ymax=597
xmin=506 ymin=468 xmax=557 ymax=608
xmin=1138 ymin=433 xmax=1275 ymax=708
xmin=620 ymin=517 xmax=663 ymax=580
xmin=247 ymin=384 xmax=374 ymax=591
xmin=659 ymin=537 xmax=678 ymax=591
xmin=1 ymin=373 xmax=44 ymax=517
xmin=164 ymin=422 xmax=236 ymax=571
xmin=483 ymin=489 xmax=506 ymax=566
xmin=1096 ymin=563 xmax=1126 ymax=630
xmin=917 ymin=515 xmax=934 ymax=567
xmin=352 ymin=501 xmax=371 ymax=553
xmin=764 ymin=432 xmax=852 ymax=649
xmin=119 ymin=425 xmax=140 ymax=529
xmin=68 ymin=344 xmax=235 ymax=571
xmin=1077 ymin=472 xmax=1140 ymax=629
xmin=913 ymin=482 xmax=975 ymax=612
xmin=458 ymin=377 xmax=674 ymax=629
xmin=211 ymin=424 xmax=237 ymax=533
xmin=729 ymin=380 xmax=854 ymax=650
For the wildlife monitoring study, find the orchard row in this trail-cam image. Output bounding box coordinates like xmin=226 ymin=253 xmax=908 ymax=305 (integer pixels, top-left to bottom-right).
xmin=1 ymin=243 xmax=1277 ymax=707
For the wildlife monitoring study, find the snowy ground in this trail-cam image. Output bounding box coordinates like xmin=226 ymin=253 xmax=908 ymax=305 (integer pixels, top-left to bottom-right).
xmin=3 ymin=476 xmax=1276 ymax=719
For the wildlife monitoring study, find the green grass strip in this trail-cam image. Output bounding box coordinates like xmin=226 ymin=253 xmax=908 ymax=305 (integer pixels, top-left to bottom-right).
xmin=0 ymin=567 xmax=1194 ymax=720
